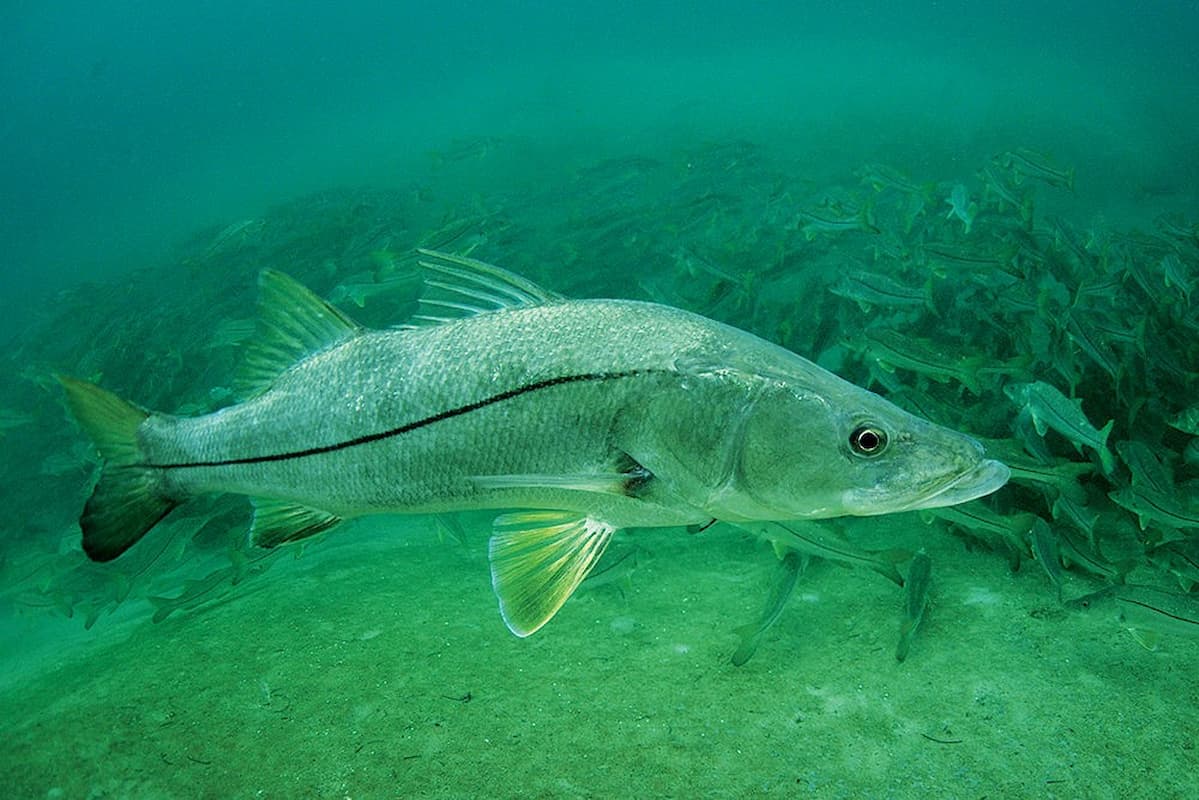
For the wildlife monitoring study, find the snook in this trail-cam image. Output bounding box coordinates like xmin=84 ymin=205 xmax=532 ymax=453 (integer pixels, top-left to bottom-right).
xmin=61 ymin=250 xmax=1009 ymax=635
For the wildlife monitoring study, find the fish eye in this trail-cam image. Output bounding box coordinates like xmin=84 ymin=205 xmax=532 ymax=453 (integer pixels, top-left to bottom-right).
xmin=849 ymin=425 xmax=888 ymax=457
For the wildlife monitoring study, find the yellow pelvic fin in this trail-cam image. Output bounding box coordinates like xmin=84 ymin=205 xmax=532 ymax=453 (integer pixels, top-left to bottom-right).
xmin=489 ymin=511 xmax=617 ymax=637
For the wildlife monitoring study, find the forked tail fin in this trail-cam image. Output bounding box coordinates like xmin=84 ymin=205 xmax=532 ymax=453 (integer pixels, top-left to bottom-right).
xmin=58 ymin=375 xmax=180 ymax=561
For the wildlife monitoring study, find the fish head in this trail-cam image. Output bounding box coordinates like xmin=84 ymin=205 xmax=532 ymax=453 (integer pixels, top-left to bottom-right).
xmin=1003 ymin=381 xmax=1032 ymax=405
xmin=711 ymin=370 xmax=1010 ymax=520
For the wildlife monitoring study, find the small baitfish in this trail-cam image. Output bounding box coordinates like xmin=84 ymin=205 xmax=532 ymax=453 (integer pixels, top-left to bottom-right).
xmin=895 ymin=550 xmax=932 ymax=662
xmin=730 ymin=549 xmax=808 ymax=667
xmin=944 ymin=183 xmax=978 ymax=234
xmin=1071 ymin=584 xmax=1199 ymax=650
xmin=59 ymin=250 xmax=1009 ymax=636
xmin=1004 ymin=381 xmax=1116 ymax=476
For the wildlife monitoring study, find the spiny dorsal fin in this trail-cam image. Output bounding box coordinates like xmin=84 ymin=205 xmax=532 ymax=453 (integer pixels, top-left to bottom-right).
xmin=406 ymin=249 xmax=561 ymax=327
xmin=234 ymin=270 xmax=362 ymax=399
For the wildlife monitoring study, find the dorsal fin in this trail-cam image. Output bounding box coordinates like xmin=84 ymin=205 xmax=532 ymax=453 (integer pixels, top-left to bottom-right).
xmin=406 ymin=249 xmax=561 ymax=327
xmin=234 ymin=270 xmax=361 ymax=399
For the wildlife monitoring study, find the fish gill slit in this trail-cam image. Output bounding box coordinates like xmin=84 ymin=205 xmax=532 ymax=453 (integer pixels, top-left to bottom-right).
xmin=144 ymin=369 xmax=665 ymax=469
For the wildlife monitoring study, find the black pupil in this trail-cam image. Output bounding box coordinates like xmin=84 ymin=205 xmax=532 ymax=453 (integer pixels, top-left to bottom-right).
xmin=854 ymin=428 xmax=881 ymax=452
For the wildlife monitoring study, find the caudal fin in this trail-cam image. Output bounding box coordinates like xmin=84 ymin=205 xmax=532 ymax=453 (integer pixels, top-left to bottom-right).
xmin=58 ymin=375 xmax=180 ymax=561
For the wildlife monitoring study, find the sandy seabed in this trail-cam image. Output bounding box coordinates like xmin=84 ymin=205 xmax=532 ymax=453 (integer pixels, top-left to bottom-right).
xmin=1 ymin=513 xmax=1194 ymax=800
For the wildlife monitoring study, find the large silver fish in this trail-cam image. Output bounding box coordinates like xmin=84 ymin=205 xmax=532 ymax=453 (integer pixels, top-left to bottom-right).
xmin=60 ymin=250 xmax=1009 ymax=635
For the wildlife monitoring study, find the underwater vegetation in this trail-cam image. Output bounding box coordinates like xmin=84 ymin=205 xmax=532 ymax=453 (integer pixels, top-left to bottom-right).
xmin=1 ymin=138 xmax=1197 ymax=652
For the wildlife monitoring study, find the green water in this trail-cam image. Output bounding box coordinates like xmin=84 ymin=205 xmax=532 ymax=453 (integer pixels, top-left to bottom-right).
xmin=2 ymin=133 xmax=1196 ymax=799
xmin=2 ymin=3 xmax=1198 ymax=798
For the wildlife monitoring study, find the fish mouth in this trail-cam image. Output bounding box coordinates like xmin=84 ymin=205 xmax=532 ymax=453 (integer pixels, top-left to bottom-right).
xmin=843 ymin=458 xmax=1010 ymax=516
xmin=898 ymin=458 xmax=1011 ymax=512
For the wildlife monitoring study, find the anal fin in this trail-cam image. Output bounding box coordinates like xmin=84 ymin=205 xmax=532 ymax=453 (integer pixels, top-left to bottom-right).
xmin=489 ymin=511 xmax=617 ymax=637
xmin=250 ymin=498 xmax=342 ymax=548
xmin=1127 ymin=628 xmax=1160 ymax=651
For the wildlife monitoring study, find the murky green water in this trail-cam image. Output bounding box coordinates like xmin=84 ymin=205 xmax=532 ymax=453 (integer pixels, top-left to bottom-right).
xmin=2 ymin=4 xmax=1197 ymax=798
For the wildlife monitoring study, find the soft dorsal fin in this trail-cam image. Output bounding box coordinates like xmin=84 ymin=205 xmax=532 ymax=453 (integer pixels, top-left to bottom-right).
xmin=407 ymin=249 xmax=561 ymax=327
xmin=235 ymin=270 xmax=362 ymax=398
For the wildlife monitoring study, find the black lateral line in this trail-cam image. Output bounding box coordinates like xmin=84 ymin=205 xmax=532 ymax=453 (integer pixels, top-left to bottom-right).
xmin=150 ymin=369 xmax=658 ymax=469
xmin=1117 ymin=597 xmax=1199 ymax=626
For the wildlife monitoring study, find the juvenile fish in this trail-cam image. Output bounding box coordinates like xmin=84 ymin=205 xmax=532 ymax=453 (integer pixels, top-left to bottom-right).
xmin=1114 ymin=585 xmax=1199 ymax=649
xmin=1072 ymin=585 xmax=1199 ymax=650
xmin=830 ymin=270 xmax=930 ymax=313
xmin=1006 ymin=457 xmax=1093 ymax=504
xmin=944 ymin=184 xmax=977 ymax=234
xmin=795 ymin=206 xmax=880 ymax=239
xmin=1051 ymin=495 xmax=1101 ymax=546
xmin=148 ymin=550 xmax=280 ymax=623
xmin=895 ymin=551 xmax=932 ymax=662
xmin=746 ymin=520 xmax=910 ymax=587
xmin=1160 ymin=253 xmax=1192 ymax=302
xmin=863 ymin=328 xmax=1021 ymax=398
xmin=731 ymin=550 xmax=808 ymax=666
xmin=1155 ymin=542 xmax=1199 ymax=593
xmin=0 ymin=407 xmax=35 ymax=436
xmin=1028 ymin=517 xmax=1064 ymax=602
xmin=996 ymin=149 xmax=1075 ymax=191
xmin=978 ymin=165 xmax=1033 ymax=223
xmin=1115 ymin=440 xmax=1174 ymax=496
xmin=1108 ymin=485 xmax=1199 ymax=541
xmin=1057 ymin=527 xmax=1130 ymax=585
xmin=924 ymin=502 xmax=1032 ymax=568
xmin=921 ymin=242 xmax=1017 ymax=275
xmin=1004 ymin=382 xmax=1116 ymax=475
xmin=858 ymin=163 xmax=934 ymax=198
xmin=1064 ymin=313 xmax=1123 ymax=383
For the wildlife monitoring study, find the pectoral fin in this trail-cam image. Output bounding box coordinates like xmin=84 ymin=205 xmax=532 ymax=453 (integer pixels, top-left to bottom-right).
xmin=473 ymin=454 xmax=654 ymax=498
xmin=489 ymin=511 xmax=617 ymax=637
xmin=473 ymin=469 xmax=651 ymax=497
